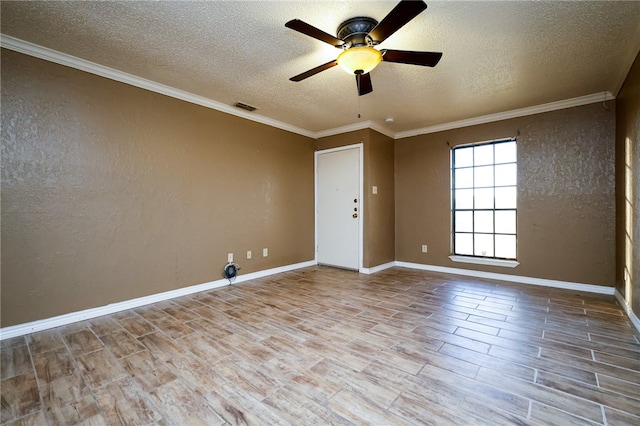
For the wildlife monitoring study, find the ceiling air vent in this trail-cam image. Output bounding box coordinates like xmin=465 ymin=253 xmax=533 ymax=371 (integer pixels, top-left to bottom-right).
xmin=234 ymin=101 xmax=258 ymax=112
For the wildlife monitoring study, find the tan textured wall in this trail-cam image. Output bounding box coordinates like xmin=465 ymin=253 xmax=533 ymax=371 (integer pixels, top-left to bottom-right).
xmin=615 ymin=51 xmax=640 ymax=316
xmin=1 ymin=49 xmax=315 ymax=327
xmin=316 ymin=129 xmax=395 ymax=268
xmin=396 ymin=103 xmax=616 ymax=287
xmin=366 ymin=130 xmax=395 ymax=267
xmin=316 ymin=130 xmax=368 ymax=152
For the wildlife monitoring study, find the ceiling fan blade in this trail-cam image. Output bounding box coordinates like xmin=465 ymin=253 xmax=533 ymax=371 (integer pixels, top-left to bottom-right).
xmin=290 ymin=60 xmax=338 ymax=82
xmin=368 ymin=0 xmax=427 ymax=44
xmin=356 ymin=72 xmax=373 ymax=96
xmin=383 ymin=49 xmax=442 ymax=67
xmin=285 ymin=19 xmax=345 ymax=47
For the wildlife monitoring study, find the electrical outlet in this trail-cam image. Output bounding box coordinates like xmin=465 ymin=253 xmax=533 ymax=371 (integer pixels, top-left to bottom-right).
xmin=263 ymin=248 xmax=268 ymax=257
xmin=421 ymin=245 xmax=428 ymax=253
xmin=228 ymin=253 xmax=233 ymax=262
xmin=247 ymin=250 xmax=252 ymax=260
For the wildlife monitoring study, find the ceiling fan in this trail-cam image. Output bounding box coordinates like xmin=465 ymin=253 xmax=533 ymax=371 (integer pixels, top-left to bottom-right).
xmin=285 ymin=0 xmax=442 ymax=96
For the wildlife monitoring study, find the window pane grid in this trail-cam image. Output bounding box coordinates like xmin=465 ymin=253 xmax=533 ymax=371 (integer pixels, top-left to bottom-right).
xmin=451 ymin=138 xmax=517 ymax=260
xmin=455 ymin=231 xmax=516 ymax=236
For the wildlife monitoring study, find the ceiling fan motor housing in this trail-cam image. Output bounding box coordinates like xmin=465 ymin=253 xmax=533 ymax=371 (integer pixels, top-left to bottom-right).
xmin=337 ymin=17 xmax=379 ymax=48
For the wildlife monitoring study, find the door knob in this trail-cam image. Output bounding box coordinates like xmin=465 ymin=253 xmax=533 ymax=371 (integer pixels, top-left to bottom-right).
xmin=352 ymin=213 xmax=358 ymax=218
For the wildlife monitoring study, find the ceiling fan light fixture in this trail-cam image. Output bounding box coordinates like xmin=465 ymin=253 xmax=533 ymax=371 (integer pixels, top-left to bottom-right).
xmin=337 ymin=46 xmax=382 ymax=75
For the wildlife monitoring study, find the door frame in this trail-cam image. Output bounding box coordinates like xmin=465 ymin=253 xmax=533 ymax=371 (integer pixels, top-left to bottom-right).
xmin=314 ymin=143 xmax=364 ymax=272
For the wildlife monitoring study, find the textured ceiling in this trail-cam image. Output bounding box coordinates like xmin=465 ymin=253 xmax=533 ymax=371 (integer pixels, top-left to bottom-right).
xmin=2 ymin=1 xmax=640 ymax=137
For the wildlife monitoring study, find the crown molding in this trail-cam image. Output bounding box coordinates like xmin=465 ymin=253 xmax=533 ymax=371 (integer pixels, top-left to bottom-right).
xmin=368 ymin=122 xmax=396 ymax=139
xmin=314 ymin=120 xmax=396 ymax=139
xmin=395 ymin=91 xmax=615 ymax=139
xmin=1 ymin=34 xmax=618 ymax=142
xmin=314 ymin=120 xmax=370 ymax=139
xmin=0 ymin=34 xmax=315 ymax=139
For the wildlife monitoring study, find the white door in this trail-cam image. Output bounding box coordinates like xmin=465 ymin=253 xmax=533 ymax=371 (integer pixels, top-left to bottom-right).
xmin=316 ymin=145 xmax=361 ymax=270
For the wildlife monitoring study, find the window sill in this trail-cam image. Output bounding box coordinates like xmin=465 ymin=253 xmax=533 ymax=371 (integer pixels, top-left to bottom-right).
xmin=449 ymin=255 xmax=519 ymax=268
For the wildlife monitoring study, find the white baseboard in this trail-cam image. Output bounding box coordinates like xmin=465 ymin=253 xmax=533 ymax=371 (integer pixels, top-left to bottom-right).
xmin=395 ymin=261 xmax=616 ymax=295
xmin=0 ymin=260 xmax=316 ymax=341
xmin=360 ymin=262 xmax=396 ymax=275
xmin=614 ymin=289 xmax=640 ymax=334
xmin=1 ymin=259 xmax=625 ymax=340
xmin=232 ymin=260 xmax=316 ymax=284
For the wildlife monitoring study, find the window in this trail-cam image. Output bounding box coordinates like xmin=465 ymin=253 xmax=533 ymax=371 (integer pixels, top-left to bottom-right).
xmin=451 ymin=138 xmax=517 ymax=261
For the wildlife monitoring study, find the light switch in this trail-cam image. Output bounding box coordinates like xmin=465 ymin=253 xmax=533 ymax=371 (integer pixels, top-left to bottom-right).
xmin=372 ymin=186 xmax=378 ymax=194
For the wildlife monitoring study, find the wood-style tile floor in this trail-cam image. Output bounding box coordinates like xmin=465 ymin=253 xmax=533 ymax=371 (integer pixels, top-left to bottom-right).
xmin=1 ymin=266 xmax=639 ymax=425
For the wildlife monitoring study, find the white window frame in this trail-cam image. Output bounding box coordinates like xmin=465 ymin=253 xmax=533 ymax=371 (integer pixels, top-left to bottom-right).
xmin=449 ymin=138 xmax=519 ymax=268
